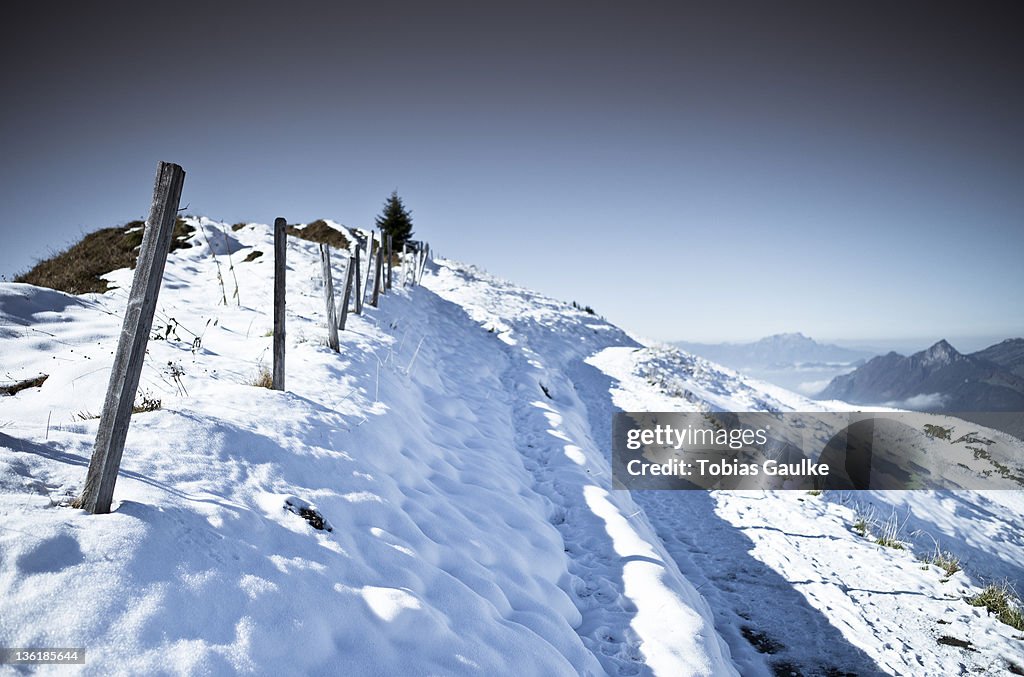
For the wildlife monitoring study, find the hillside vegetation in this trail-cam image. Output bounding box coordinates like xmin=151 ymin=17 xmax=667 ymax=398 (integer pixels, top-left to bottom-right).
xmin=15 ymin=218 xmax=194 ymax=294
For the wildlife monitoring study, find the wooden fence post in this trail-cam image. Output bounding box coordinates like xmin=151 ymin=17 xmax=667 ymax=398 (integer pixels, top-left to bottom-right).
xmin=338 ymin=255 xmax=354 ymax=331
xmin=385 ymin=234 xmax=393 ymax=291
xmin=320 ymin=244 xmax=339 ymax=351
xmin=363 ymin=235 xmax=377 ymax=307
xmin=353 ymin=241 xmax=363 ymax=315
xmin=74 ymin=161 xmax=185 ymax=514
xmin=411 ymin=243 xmax=419 ymax=287
xmin=273 ymin=217 xmax=287 ymax=390
xmin=415 ymin=243 xmax=427 ymax=285
xmin=378 ymin=229 xmax=387 ymax=296
xmin=402 ymin=243 xmax=412 ymax=287
xmin=371 ymin=239 xmax=383 ymax=307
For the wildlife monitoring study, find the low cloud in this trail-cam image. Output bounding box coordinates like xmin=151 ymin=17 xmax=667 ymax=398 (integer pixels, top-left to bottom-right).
xmin=796 ymin=379 xmax=832 ymax=396
xmin=884 ymin=392 xmax=949 ymax=410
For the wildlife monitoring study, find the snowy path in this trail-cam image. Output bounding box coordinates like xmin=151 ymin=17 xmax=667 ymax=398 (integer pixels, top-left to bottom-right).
xmin=427 ymin=263 xmax=736 ymax=676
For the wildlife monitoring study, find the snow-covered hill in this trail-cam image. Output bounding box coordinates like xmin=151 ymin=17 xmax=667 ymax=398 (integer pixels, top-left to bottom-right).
xmin=1 ymin=218 xmax=1022 ymax=676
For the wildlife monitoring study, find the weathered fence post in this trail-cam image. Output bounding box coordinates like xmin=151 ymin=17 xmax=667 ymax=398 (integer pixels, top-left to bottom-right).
xmin=353 ymin=241 xmax=363 ymax=315
xmin=379 ymin=229 xmax=387 ymax=296
xmin=385 ymin=234 xmax=393 ymax=291
xmin=273 ymin=217 xmax=287 ymax=390
xmin=74 ymin=161 xmax=185 ymax=514
xmin=338 ymin=255 xmax=354 ymax=331
xmin=411 ymin=243 xmax=420 ymax=287
xmin=320 ymin=244 xmax=339 ymax=351
xmin=371 ymin=238 xmax=383 ymax=307
xmin=363 ymin=235 xmax=377 ymax=307
xmin=402 ymin=243 xmax=412 ymax=287
xmin=415 ymin=242 xmax=428 ymax=285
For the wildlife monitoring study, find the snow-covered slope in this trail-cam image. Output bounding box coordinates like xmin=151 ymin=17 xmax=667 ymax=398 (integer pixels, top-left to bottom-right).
xmin=587 ymin=347 xmax=1024 ymax=675
xmin=1 ymin=218 xmax=1022 ymax=676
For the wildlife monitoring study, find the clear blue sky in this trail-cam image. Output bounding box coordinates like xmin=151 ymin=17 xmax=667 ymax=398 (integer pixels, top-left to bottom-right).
xmin=2 ymin=1 xmax=1021 ymax=346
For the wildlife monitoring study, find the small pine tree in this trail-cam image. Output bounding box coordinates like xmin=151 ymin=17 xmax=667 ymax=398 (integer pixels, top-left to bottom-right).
xmin=375 ymin=190 xmax=414 ymax=251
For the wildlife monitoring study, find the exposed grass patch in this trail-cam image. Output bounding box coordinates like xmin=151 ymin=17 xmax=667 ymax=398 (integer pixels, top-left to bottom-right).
xmin=875 ymin=535 xmax=905 ymax=550
xmin=968 ymin=444 xmax=1024 ymax=486
xmin=969 ymin=583 xmax=1024 ymax=631
xmin=806 ymin=489 xmax=823 ymax=496
xmin=242 ymin=250 xmax=263 ymax=263
xmin=231 ymin=222 xmax=248 ymax=231
xmin=851 ymin=503 xmax=875 ymax=537
xmin=923 ymin=424 xmax=952 ymax=440
xmin=15 ymin=218 xmax=194 ymax=294
xmin=286 ymin=219 xmax=350 ymax=250
xmin=769 ymin=662 xmax=800 ymax=677
xmin=872 ymin=510 xmax=906 ymax=550
xmin=822 ymin=667 xmax=858 ymax=677
xmin=952 ymin=431 xmax=993 ymax=446
xmin=249 ymin=367 xmax=274 ymax=389
xmin=850 ymin=506 xmax=906 ymax=549
xmin=740 ymin=626 xmax=783 ymax=654
xmin=925 ymin=549 xmax=962 ymax=577
xmin=132 ymin=394 xmax=162 ymax=414
xmin=76 ymin=396 xmax=161 ymax=419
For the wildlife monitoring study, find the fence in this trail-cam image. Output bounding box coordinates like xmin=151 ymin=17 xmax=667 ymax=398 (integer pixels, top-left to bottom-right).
xmin=74 ymin=161 xmax=431 ymax=514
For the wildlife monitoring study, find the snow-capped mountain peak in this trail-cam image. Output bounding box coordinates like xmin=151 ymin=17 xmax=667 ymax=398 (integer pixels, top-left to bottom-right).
xmin=921 ymin=338 xmax=962 ymax=366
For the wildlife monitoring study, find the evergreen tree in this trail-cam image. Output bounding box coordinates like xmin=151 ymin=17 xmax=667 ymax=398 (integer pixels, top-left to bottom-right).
xmin=374 ymin=190 xmax=414 ymax=250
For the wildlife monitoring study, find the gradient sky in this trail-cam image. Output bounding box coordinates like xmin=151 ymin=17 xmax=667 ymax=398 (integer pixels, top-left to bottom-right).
xmin=2 ymin=1 xmax=1021 ymax=347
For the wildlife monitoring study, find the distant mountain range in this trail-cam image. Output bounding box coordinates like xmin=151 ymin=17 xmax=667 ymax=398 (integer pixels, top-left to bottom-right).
xmin=675 ymin=332 xmax=873 ymax=370
xmin=819 ymin=338 xmax=1024 ymax=411
xmin=673 ymin=333 xmax=875 ymax=395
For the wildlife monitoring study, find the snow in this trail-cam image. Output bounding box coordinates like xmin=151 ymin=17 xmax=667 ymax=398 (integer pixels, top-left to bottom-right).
xmin=587 ymin=342 xmax=1024 ymax=675
xmin=1 ymin=217 xmax=1022 ymax=675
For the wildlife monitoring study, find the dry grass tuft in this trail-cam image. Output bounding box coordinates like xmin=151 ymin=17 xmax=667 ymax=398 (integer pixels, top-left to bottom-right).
xmin=969 ymin=583 xmax=1024 ymax=631
xmin=926 ymin=549 xmax=962 ymax=577
xmin=132 ymin=394 xmax=162 ymax=414
xmin=15 ymin=219 xmax=194 ymax=294
xmin=249 ymin=367 xmax=274 ymax=389
xmin=286 ymin=219 xmax=350 ymax=250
